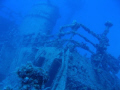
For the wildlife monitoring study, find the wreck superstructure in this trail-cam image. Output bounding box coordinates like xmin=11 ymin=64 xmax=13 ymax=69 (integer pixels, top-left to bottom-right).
xmin=0 ymin=1 xmax=120 ymax=90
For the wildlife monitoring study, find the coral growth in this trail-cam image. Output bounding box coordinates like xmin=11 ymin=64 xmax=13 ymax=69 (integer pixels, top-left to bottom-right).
xmin=17 ymin=62 xmax=49 ymax=90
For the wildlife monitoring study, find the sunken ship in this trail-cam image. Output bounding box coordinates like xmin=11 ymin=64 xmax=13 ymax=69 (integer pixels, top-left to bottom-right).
xmin=0 ymin=1 xmax=120 ymax=90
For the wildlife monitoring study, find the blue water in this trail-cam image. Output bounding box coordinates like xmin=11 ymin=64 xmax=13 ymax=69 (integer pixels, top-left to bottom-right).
xmin=0 ymin=0 xmax=120 ymax=89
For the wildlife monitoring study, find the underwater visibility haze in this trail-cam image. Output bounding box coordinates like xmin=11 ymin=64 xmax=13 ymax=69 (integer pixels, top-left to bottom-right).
xmin=0 ymin=0 xmax=120 ymax=90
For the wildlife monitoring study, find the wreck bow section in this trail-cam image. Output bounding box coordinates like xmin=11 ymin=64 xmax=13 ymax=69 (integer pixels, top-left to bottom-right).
xmin=1 ymin=21 xmax=120 ymax=90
